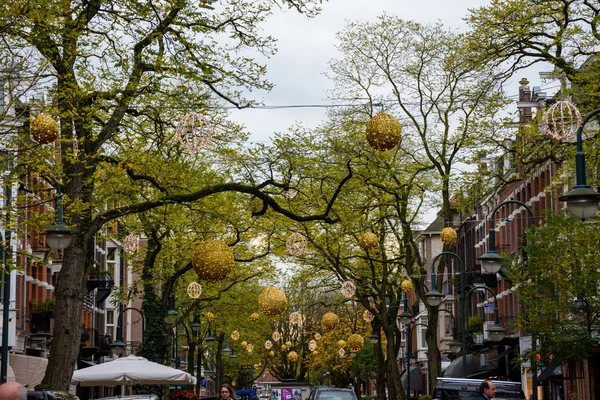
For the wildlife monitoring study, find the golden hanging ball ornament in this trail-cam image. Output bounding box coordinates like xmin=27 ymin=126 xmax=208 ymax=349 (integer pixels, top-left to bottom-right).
xmin=285 ymin=341 xmax=292 ymax=349
xmin=308 ymin=340 xmax=317 ymax=351
xmin=250 ymin=312 xmax=260 ymax=322
xmin=287 ymin=351 xmax=299 ymax=363
xmin=322 ymin=312 xmax=340 ymax=330
xmin=440 ymin=227 xmax=458 ymax=246
xmin=258 ymin=286 xmax=289 ymax=317
xmin=205 ymin=312 xmax=215 ymax=322
xmin=359 ymin=232 xmax=378 ymax=250
xmin=241 ymin=341 xmax=248 ymax=349
xmin=269 ymin=351 xmax=275 ymax=357
xmin=347 ymin=334 xmax=364 ymax=352
xmin=337 ymin=340 xmax=346 ymax=348
xmin=192 ymin=240 xmax=234 ymax=283
xmin=231 ymin=331 xmax=240 ymax=341
xmin=281 ymin=344 xmax=287 ymax=352
xmin=365 ymin=112 xmax=402 ymax=152
xmin=401 ymin=279 xmax=413 ymax=293
xmin=30 ymin=115 xmax=59 ymax=144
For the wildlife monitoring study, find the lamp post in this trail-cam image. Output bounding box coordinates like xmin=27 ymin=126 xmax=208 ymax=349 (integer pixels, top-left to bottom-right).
xmin=109 ymin=307 xmax=146 ymax=357
xmin=558 ymin=107 xmax=600 ymax=219
xmin=45 ymin=182 xmax=74 ymax=250
xmin=0 ymin=172 xmax=13 ymax=384
xmin=479 ymin=200 xmax=535 ymax=397
xmin=191 ymin=314 xmax=202 ymax=396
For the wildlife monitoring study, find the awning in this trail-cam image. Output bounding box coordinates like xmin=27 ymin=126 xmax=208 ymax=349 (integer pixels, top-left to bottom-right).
xmin=442 ymin=354 xmax=496 ymax=378
xmin=400 ymin=366 xmax=423 ymax=390
xmin=538 ymin=360 xmax=562 ymax=381
xmin=9 ymin=354 xmax=48 ymax=390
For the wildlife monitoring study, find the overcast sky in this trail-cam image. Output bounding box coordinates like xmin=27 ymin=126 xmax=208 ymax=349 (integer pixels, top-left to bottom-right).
xmin=228 ymin=0 xmax=506 ymax=144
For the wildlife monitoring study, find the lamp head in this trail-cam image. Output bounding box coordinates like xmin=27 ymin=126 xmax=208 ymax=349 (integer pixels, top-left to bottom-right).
xmin=109 ymin=339 xmax=126 ymax=357
xmin=45 ymin=223 xmax=74 ymax=250
xmin=478 ymin=251 xmax=503 ymax=274
xmin=558 ymin=185 xmax=600 ymax=220
xmin=191 ymin=314 xmax=201 ymax=334
xmin=397 ymin=310 xmax=413 ymax=325
xmin=368 ymin=333 xmax=379 ymax=344
xmin=487 ymin=323 xmax=507 ymax=342
xmin=423 ymin=288 xmax=444 ymax=308
xmin=448 ymin=339 xmax=462 ymax=354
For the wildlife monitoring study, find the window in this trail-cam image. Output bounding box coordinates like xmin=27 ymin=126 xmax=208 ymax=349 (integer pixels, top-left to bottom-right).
xmin=107 ymin=310 xmax=114 ymax=325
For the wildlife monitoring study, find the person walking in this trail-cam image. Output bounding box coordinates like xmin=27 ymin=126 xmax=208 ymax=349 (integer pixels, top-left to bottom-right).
xmin=477 ymin=379 xmax=497 ymax=399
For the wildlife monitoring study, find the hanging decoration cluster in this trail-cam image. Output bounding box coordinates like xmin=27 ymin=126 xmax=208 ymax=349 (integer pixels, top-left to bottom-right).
xmin=205 ymin=312 xmax=214 ymax=322
xmin=192 ymin=240 xmax=235 ymax=283
xmin=30 ymin=115 xmax=59 ymax=144
xmin=347 ymin=334 xmax=364 ymax=352
xmin=187 ymin=282 xmax=203 ymax=299
xmin=542 ymin=99 xmax=582 ymax=140
xmin=308 ymin=339 xmax=317 ymax=351
xmin=314 ymin=333 xmax=322 ymax=341
xmin=258 ymin=286 xmax=288 ymax=317
xmin=289 ymin=312 xmax=302 ymax=325
xmin=363 ymin=310 xmax=374 ymax=322
xmin=365 ymin=112 xmax=402 ymax=151
xmin=176 ymin=112 xmax=213 ymax=151
xmin=123 ymin=233 xmax=140 ymax=254
xmin=241 ymin=341 xmax=248 ymax=349
xmin=359 ymin=232 xmax=378 ymax=250
xmin=286 ymin=233 xmax=308 ymax=256
xmin=322 ymin=312 xmax=340 ymax=330
xmin=246 ymin=343 xmax=254 ymax=353
xmin=440 ymin=227 xmax=458 ymax=246
xmin=287 ymin=351 xmax=299 ymax=362
xmin=265 ymin=340 xmax=273 ymax=349
xmin=250 ymin=313 xmax=260 ymax=322
xmin=400 ymin=279 xmax=413 ymax=293
xmin=337 ymin=340 xmax=346 ymax=348
xmin=231 ymin=331 xmax=240 ymax=341
xmin=272 ymin=331 xmax=281 ymax=342
xmin=340 ymin=281 xmax=356 ymax=298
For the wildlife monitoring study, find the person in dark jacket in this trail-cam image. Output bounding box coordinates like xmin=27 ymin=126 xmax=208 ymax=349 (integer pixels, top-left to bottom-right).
xmin=478 ymin=379 xmax=497 ymax=399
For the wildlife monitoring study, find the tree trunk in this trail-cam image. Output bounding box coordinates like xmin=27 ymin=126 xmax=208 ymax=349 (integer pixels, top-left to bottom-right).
xmin=426 ymin=307 xmax=442 ymax=393
xmin=385 ymin=328 xmax=404 ymax=400
xmin=374 ymin=336 xmax=386 ymax=400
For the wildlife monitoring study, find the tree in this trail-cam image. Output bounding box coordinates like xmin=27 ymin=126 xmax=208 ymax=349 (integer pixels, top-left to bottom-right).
xmin=0 ymin=0 xmax=358 ymax=390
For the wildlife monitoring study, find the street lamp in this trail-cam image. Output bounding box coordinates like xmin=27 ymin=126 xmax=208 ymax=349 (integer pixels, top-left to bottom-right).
xmin=45 ymin=182 xmax=74 ymax=250
xmin=464 ymin=285 xmax=506 ymax=344
xmin=424 ymin=252 xmax=462 ymax=308
xmin=558 ymin=107 xmax=600 ymax=219
xmin=368 ymin=320 xmax=379 ymax=344
xmin=191 ymin=313 xmax=202 ymax=395
xmin=438 ymin=309 xmax=461 ymax=355
xmin=164 ymin=295 xmax=178 ymax=325
xmin=109 ymin=307 xmax=146 ymax=357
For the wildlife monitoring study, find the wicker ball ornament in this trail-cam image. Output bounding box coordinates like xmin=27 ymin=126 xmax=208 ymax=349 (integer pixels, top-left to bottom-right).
xmin=359 ymin=232 xmax=378 ymax=250
xmin=187 ymin=282 xmax=203 ymax=299
xmin=308 ymin=339 xmax=317 ymax=351
xmin=250 ymin=313 xmax=260 ymax=322
xmin=314 ymin=333 xmax=322 ymax=341
xmin=289 ymin=312 xmax=302 ymax=325
xmin=30 ymin=115 xmax=59 ymax=144
xmin=258 ymin=286 xmax=289 ymax=317
xmin=287 ymin=351 xmax=299 ymax=362
xmin=231 ymin=330 xmax=240 ymax=341
xmin=192 ymin=240 xmax=234 ymax=283
xmin=246 ymin=343 xmax=254 ymax=353
xmin=205 ymin=312 xmax=215 ymax=322
xmin=176 ymin=112 xmax=213 ymax=151
xmin=366 ymin=113 xmax=402 ymax=151
xmin=401 ymin=279 xmax=413 ymax=293
xmin=272 ymin=331 xmax=281 ymax=342
xmin=265 ymin=340 xmax=273 ymax=349
xmin=543 ymin=100 xmax=582 ymax=140
xmin=123 ymin=233 xmax=140 ymax=254
xmin=337 ymin=340 xmax=346 ymax=348
xmin=340 ymin=281 xmax=356 ymax=298
xmin=440 ymin=227 xmax=458 ymax=246
xmin=347 ymin=334 xmax=364 ymax=352
xmin=363 ymin=310 xmax=374 ymax=322
xmin=286 ymin=233 xmax=308 ymax=257
xmin=322 ymin=312 xmax=340 ymax=330
xmin=338 ymin=348 xmax=346 ymax=357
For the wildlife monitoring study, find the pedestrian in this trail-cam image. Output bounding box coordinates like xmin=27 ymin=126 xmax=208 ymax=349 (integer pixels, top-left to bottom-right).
xmin=477 ymin=379 xmax=497 ymax=399
xmin=220 ymin=384 xmax=236 ymax=400
xmin=0 ymin=382 xmax=27 ymax=400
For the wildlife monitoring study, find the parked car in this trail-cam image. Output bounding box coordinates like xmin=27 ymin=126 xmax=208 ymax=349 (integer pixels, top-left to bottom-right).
xmin=307 ymin=387 xmax=357 ymax=400
xmin=432 ymin=377 xmax=526 ymax=399
xmin=90 ymin=395 xmax=159 ymax=400
xmin=235 ymin=389 xmax=259 ymax=400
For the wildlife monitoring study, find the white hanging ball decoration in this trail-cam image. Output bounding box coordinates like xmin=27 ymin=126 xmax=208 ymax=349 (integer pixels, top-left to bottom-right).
xmin=289 ymin=312 xmax=302 ymax=325
xmin=265 ymin=340 xmax=273 ymax=349
xmin=308 ymin=339 xmax=317 ymax=351
xmin=363 ymin=310 xmax=374 ymax=322
xmin=123 ymin=233 xmax=140 ymax=254
xmin=340 ymin=281 xmax=356 ymax=298
xmin=176 ymin=112 xmax=213 ymax=151
xmin=286 ymin=233 xmax=307 ymax=257
xmin=187 ymin=282 xmax=203 ymax=299
xmin=542 ymin=100 xmax=582 ymax=140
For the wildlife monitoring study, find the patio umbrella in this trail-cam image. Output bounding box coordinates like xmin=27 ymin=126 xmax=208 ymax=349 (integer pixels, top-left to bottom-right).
xmin=71 ymin=355 xmax=196 ymax=386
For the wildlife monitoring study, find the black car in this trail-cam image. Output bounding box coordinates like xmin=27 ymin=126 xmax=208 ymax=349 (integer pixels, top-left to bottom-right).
xmin=432 ymin=377 xmax=526 ymax=400
xmin=308 ymin=388 xmax=358 ymax=400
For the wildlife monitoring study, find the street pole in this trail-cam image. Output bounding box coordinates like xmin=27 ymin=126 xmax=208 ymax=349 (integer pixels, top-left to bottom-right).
xmin=109 ymin=307 xmax=146 ymax=357
xmin=1 ymin=181 xmax=12 ymax=384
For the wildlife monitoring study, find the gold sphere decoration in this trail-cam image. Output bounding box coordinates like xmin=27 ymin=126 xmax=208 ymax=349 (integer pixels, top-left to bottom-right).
xmin=543 ymin=99 xmax=582 ymax=140
xmin=285 ymin=341 xmax=292 ymax=349
xmin=246 ymin=343 xmax=254 ymax=353
xmin=281 ymin=344 xmax=287 ymax=352
xmin=359 ymin=232 xmax=378 ymax=250
xmin=322 ymin=312 xmax=340 ymax=330
xmin=287 ymin=351 xmax=299 ymax=363
xmin=241 ymin=341 xmax=248 ymax=349
xmin=347 ymin=334 xmax=364 ymax=352
xmin=337 ymin=340 xmax=346 ymax=348
xmin=269 ymin=351 xmax=275 ymax=357
xmin=289 ymin=311 xmax=302 ymax=324
xmin=192 ymin=240 xmax=234 ymax=283
xmin=250 ymin=312 xmax=260 ymax=322
xmin=314 ymin=333 xmax=322 ymax=341
xmin=30 ymin=115 xmax=59 ymax=144
xmin=312 ymin=350 xmax=319 ymax=356
xmin=440 ymin=227 xmax=458 ymax=246
xmin=401 ymin=279 xmax=413 ymax=293
xmin=231 ymin=331 xmax=240 ymax=341
xmin=205 ymin=312 xmax=215 ymax=322
xmin=258 ymin=286 xmax=288 ymax=317
xmin=365 ymin=112 xmax=402 ymax=151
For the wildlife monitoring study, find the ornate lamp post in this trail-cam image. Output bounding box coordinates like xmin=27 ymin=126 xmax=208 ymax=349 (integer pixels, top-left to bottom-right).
xmin=109 ymin=307 xmax=146 ymax=357
xmin=191 ymin=314 xmax=202 ymax=395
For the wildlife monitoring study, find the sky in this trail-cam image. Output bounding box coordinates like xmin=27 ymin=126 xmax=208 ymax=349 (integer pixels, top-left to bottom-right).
xmin=228 ymin=0 xmax=500 ymax=144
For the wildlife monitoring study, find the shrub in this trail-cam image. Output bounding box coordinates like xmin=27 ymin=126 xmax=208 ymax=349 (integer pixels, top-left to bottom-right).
xmin=418 ymin=396 xmax=432 ymax=400
xmin=168 ymin=390 xmax=199 ymax=400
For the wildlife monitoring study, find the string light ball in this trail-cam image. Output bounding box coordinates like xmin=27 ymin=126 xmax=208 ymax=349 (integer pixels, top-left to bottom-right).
xmin=285 ymin=341 xmax=292 ymax=349
xmin=289 ymin=312 xmax=302 ymax=324
xmin=123 ymin=233 xmax=140 ymax=254
xmin=30 ymin=115 xmax=59 ymax=144
xmin=365 ymin=112 xmax=402 ymax=152
xmin=269 ymin=351 xmax=275 ymax=357
xmin=246 ymin=343 xmax=254 ymax=353
xmin=286 ymin=232 xmax=308 ymax=257
xmin=337 ymin=340 xmax=346 ymax=348
xmin=340 ymin=281 xmax=356 ymax=298
xmin=359 ymin=232 xmax=378 ymax=250
xmin=287 ymin=351 xmax=299 ymax=363
xmin=176 ymin=112 xmax=213 ymax=151
xmin=258 ymin=286 xmax=289 ymax=317
xmin=363 ymin=310 xmax=374 ymax=322
xmin=187 ymin=282 xmax=203 ymax=299
xmin=308 ymin=340 xmax=317 ymax=351
xmin=347 ymin=334 xmax=364 ymax=352
xmin=322 ymin=312 xmax=340 ymax=330
xmin=192 ymin=240 xmax=234 ymax=283
xmin=272 ymin=331 xmax=281 ymax=342
xmin=265 ymin=340 xmax=273 ymax=349
xmin=401 ymin=279 xmax=413 ymax=293
xmin=314 ymin=333 xmax=322 ymax=341
xmin=250 ymin=313 xmax=260 ymax=322
xmin=440 ymin=227 xmax=458 ymax=246
xmin=231 ymin=330 xmax=240 ymax=341
xmin=542 ymin=99 xmax=582 ymax=140
xmin=205 ymin=312 xmax=215 ymax=322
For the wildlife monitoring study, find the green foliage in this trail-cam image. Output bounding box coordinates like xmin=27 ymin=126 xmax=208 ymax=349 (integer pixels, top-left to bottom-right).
xmin=29 ymin=298 xmax=56 ymax=315
xmin=467 ymin=316 xmax=483 ymax=335
xmin=137 ymin=291 xmax=170 ymax=364
xmin=418 ymin=396 xmax=432 ymax=400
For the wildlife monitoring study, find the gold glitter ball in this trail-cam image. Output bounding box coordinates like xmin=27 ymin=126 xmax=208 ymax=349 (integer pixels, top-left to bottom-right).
xmin=287 ymin=351 xmax=298 ymax=362
xmin=241 ymin=341 xmax=248 ymax=349
xmin=269 ymin=351 xmax=275 ymax=357
xmin=30 ymin=115 xmax=59 ymax=144
xmin=314 ymin=333 xmax=322 ymax=341
xmin=192 ymin=240 xmax=234 ymax=283
xmin=258 ymin=286 xmax=288 ymax=317
xmin=322 ymin=312 xmax=340 ymax=330
xmin=281 ymin=344 xmax=287 ymax=352
xmin=337 ymin=340 xmax=346 ymax=348
xmin=285 ymin=341 xmax=292 ymax=348
xmin=250 ymin=313 xmax=260 ymax=322
xmin=205 ymin=312 xmax=215 ymax=322
xmin=440 ymin=227 xmax=458 ymax=245
xmin=366 ymin=112 xmax=402 ymax=151
xmin=359 ymin=232 xmax=378 ymax=250
xmin=347 ymin=334 xmax=364 ymax=352
xmin=231 ymin=330 xmax=240 ymax=341
xmin=363 ymin=310 xmax=374 ymax=322
xmin=401 ymin=279 xmax=413 ymax=293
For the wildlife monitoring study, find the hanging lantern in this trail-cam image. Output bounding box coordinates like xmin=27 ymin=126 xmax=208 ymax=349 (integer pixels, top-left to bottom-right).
xmin=440 ymin=227 xmax=458 ymax=246
xmin=286 ymin=233 xmax=307 ymax=257
xmin=314 ymin=333 xmax=322 ymax=341
xmin=241 ymin=341 xmax=248 ymax=349
xmin=192 ymin=240 xmax=235 ymax=283
xmin=258 ymin=286 xmax=288 ymax=317
xmin=187 ymin=282 xmax=203 ymax=299
xmin=287 ymin=351 xmax=298 ymax=362
xmin=338 ymin=348 xmax=346 ymax=357
xmin=542 ymin=99 xmax=582 ymax=140
xmin=123 ymin=233 xmax=140 ymax=254
xmin=337 ymin=340 xmax=346 ymax=348
xmin=246 ymin=343 xmax=254 ymax=353
xmin=281 ymin=344 xmax=287 ymax=352
xmin=205 ymin=312 xmax=215 ymax=322
xmin=308 ymin=339 xmax=317 ymax=351
xmin=289 ymin=312 xmax=302 ymax=325
xmin=365 ymin=112 xmax=402 ymax=151
xmin=322 ymin=312 xmax=340 ymax=330
xmin=347 ymin=334 xmax=364 ymax=352
xmin=363 ymin=310 xmax=374 ymax=322
xmin=359 ymin=232 xmax=378 ymax=250
xmin=231 ymin=331 xmax=240 ymax=341
xmin=269 ymin=351 xmax=275 ymax=358
xmin=401 ymin=279 xmax=413 ymax=293
xmin=30 ymin=115 xmax=59 ymax=144
xmin=272 ymin=331 xmax=281 ymax=342
xmin=176 ymin=112 xmax=213 ymax=151
xmin=340 ymin=281 xmax=356 ymax=298
xmin=265 ymin=340 xmax=273 ymax=349
xmin=285 ymin=341 xmax=292 ymax=349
